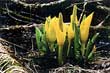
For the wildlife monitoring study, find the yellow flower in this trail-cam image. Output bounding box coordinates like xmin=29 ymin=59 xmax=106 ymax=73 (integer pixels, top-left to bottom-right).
xmin=56 ymin=27 xmax=66 ymax=46
xmin=80 ymin=12 xmax=94 ymax=43
xmin=71 ymin=5 xmax=78 ymax=25
xmin=63 ymin=23 xmax=69 ymax=34
xmin=59 ymin=13 xmax=63 ymax=32
xmin=68 ymin=15 xmax=75 ymax=41
xmin=55 ymin=13 xmax=66 ymax=46
xmin=54 ymin=13 xmax=66 ymax=65
xmin=67 ymin=5 xmax=78 ymax=41
xmin=44 ymin=16 xmax=51 ymax=33
xmin=75 ymin=15 xmax=79 ymax=26
xmin=45 ymin=17 xmax=58 ymax=43
xmin=67 ymin=5 xmax=78 ymax=56
xmin=59 ymin=12 xmax=68 ymax=34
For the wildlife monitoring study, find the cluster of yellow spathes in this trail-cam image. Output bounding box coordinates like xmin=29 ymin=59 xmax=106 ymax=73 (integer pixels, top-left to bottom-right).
xmin=44 ymin=5 xmax=94 ymax=64
xmin=44 ymin=13 xmax=67 ymax=64
xmin=44 ymin=13 xmax=67 ymax=47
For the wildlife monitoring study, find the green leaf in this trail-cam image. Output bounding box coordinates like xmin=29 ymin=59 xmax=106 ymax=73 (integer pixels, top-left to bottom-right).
xmin=63 ymin=36 xmax=69 ymax=58
xmin=35 ymin=27 xmax=49 ymax=55
xmin=74 ymin=23 xmax=81 ymax=60
xmin=85 ymin=33 xmax=99 ymax=60
xmin=87 ymin=51 xmax=94 ymax=60
xmin=85 ymin=39 xmax=91 ymax=57
xmin=41 ymin=34 xmax=50 ymax=53
xmin=87 ymin=45 xmax=96 ymax=61
xmin=35 ymin=27 xmax=42 ymax=50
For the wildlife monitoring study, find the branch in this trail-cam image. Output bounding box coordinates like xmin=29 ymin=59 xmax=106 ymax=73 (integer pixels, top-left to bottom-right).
xmin=78 ymin=1 xmax=87 ymax=26
xmin=5 ymin=4 xmax=44 ymax=23
xmin=97 ymin=5 xmax=110 ymax=15
xmin=0 ymin=22 xmax=110 ymax=31
xmin=0 ymin=38 xmax=26 ymax=51
xmin=66 ymin=0 xmax=103 ymax=9
xmin=0 ymin=9 xmax=109 ymax=31
xmin=97 ymin=5 xmax=110 ymax=11
xmin=91 ymin=14 xmax=110 ymax=29
xmin=10 ymin=0 xmax=103 ymax=9
xmin=11 ymin=0 xmax=66 ymax=8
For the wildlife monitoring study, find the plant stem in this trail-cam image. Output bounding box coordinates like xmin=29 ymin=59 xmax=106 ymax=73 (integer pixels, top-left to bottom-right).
xmin=58 ymin=45 xmax=63 ymax=65
xmin=67 ymin=40 xmax=71 ymax=57
xmin=49 ymin=43 xmax=54 ymax=52
xmin=81 ymin=43 xmax=86 ymax=56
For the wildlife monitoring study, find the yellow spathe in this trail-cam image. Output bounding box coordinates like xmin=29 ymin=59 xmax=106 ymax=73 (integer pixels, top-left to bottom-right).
xmin=80 ymin=12 xmax=94 ymax=43
xmin=45 ymin=17 xmax=58 ymax=43
xmin=55 ymin=13 xmax=66 ymax=46
xmin=67 ymin=5 xmax=78 ymax=41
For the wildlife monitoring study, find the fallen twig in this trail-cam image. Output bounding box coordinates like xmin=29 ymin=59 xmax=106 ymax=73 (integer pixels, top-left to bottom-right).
xmin=10 ymin=0 xmax=103 ymax=9
xmin=66 ymin=0 xmax=103 ymax=9
xmin=11 ymin=0 xmax=66 ymax=8
xmin=0 ymin=38 xmax=25 ymax=50
xmin=0 ymin=21 xmax=110 ymax=31
xmin=78 ymin=1 xmax=87 ymax=26
xmin=97 ymin=5 xmax=110 ymax=15
xmin=0 ymin=23 xmax=42 ymax=30
xmin=92 ymin=14 xmax=110 ymax=29
xmin=5 ymin=4 xmax=44 ymax=23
